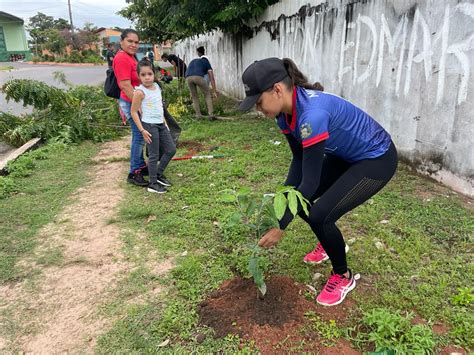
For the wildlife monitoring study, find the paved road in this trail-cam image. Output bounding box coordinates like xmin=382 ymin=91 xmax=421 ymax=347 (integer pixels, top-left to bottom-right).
xmin=0 ymin=62 xmax=108 ymax=116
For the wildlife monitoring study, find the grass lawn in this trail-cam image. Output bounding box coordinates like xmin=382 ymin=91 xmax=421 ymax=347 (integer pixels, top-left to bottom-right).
xmin=0 ymin=66 xmax=15 ymax=71
xmin=0 ymin=142 xmax=99 ymax=283
xmin=95 ymin=114 xmax=473 ymax=353
xmin=0 ymin=82 xmax=471 ymax=352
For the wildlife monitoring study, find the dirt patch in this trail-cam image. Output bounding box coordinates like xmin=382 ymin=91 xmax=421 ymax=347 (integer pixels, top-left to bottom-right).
xmin=0 ymin=137 xmax=131 ymax=353
xmin=198 ymin=276 xmax=359 ymax=354
xmin=319 ymin=339 xmax=361 ymax=354
xmin=438 ymin=345 xmax=467 ymax=355
xmin=176 ymin=140 xmax=206 ymax=156
xmin=432 ymin=322 xmax=450 ymax=335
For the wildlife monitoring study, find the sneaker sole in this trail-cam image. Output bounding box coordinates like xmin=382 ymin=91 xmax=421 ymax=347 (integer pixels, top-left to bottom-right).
xmin=304 ymin=255 xmax=329 ymax=265
xmin=127 ymin=180 xmax=148 ymax=187
xmin=303 ymin=244 xmax=349 ymax=265
xmin=147 ymin=187 xmax=166 ymax=194
xmin=156 ymin=180 xmax=171 ymax=187
xmin=316 ymin=277 xmax=357 ymax=307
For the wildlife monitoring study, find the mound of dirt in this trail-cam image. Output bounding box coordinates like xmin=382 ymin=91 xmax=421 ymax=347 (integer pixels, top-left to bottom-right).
xmin=176 ymin=140 xmax=205 ymax=155
xmin=198 ymin=275 xmax=359 ymax=354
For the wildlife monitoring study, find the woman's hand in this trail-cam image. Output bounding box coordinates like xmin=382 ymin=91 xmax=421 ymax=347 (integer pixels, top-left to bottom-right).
xmin=141 ymin=129 xmax=152 ymax=144
xmin=258 ymin=228 xmax=284 ymax=248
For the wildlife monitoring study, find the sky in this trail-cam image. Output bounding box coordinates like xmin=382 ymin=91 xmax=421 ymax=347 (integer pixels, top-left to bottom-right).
xmin=1 ymin=0 xmax=133 ymax=29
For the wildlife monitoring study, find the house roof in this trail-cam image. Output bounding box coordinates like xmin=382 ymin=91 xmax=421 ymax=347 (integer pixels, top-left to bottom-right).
xmin=0 ymin=11 xmax=24 ymax=24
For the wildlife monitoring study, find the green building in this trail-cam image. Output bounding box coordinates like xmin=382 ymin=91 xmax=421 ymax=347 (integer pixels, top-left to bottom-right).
xmin=0 ymin=11 xmax=32 ymax=62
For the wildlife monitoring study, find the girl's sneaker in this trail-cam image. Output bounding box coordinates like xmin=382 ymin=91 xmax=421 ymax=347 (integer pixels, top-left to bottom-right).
xmin=157 ymin=174 xmax=172 ymax=186
xmin=147 ymin=183 xmax=167 ymax=194
xmin=303 ymin=242 xmax=349 ymax=264
xmin=316 ymin=269 xmax=356 ymax=306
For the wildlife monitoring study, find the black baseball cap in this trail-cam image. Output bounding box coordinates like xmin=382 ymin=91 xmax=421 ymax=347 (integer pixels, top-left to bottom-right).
xmin=239 ymin=57 xmax=288 ymax=111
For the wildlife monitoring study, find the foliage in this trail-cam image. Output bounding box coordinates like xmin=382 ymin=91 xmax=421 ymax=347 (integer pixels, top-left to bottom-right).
xmin=27 ymin=12 xmax=71 ymax=48
xmin=357 ymin=308 xmax=436 ymax=353
xmin=273 ymin=185 xmax=310 ymax=220
xmin=119 ymin=0 xmax=279 ymax=41
xmin=167 ymin=96 xmax=190 ymax=118
xmin=451 ymin=287 xmax=474 ymax=306
xmin=304 ymin=311 xmax=342 ymax=346
xmin=42 ymin=29 xmax=67 ymax=55
xmin=0 ymin=177 xmax=16 ymax=200
xmin=2 ymin=79 xmax=79 ymax=111
xmin=27 ymin=12 xmax=99 ymax=54
xmin=1 ymin=143 xmax=56 ymax=199
xmin=60 ymin=23 xmax=99 ymax=50
xmin=220 ymin=186 xmax=308 ymax=296
xmin=449 ymin=309 xmax=474 ymax=347
xmin=34 ymin=51 xmax=104 ymax=64
xmin=0 ymin=79 xmax=122 ymax=147
xmin=53 ymin=71 xmax=73 ymax=87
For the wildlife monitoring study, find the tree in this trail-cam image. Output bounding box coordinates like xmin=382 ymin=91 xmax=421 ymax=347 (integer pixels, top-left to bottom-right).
xmin=27 ymin=13 xmax=71 ymax=54
xmin=54 ymin=18 xmax=72 ymax=30
xmin=119 ymin=0 xmax=279 ymax=42
xmin=78 ymin=22 xmax=99 ymax=47
xmin=43 ymin=29 xmax=67 ymax=55
xmin=27 ymin=12 xmax=55 ymax=47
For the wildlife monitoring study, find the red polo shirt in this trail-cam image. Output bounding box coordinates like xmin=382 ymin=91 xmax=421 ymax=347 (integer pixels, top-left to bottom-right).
xmin=112 ymin=50 xmax=139 ymax=102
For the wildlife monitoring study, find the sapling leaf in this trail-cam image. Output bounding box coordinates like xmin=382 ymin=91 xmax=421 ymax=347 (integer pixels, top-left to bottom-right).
xmin=247 ymin=223 xmax=257 ymax=230
xmin=246 ymin=199 xmax=257 ymax=216
xmin=238 ymin=186 xmax=251 ymax=195
xmin=276 ymin=185 xmax=294 ymax=193
xmin=226 ymin=212 xmax=243 ymax=228
xmin=248 ymin=255 xmax=267 ymax=296
xmin=238 ymin=193 xmax=250 ymax=213
xmin=220 ymin=193 xmax=236 ymax=202
xmin=288 ymin=189 xmax=298 ymax=216
xmin=274 ymin=193 xmax=287 ymax=220
xmin=296 ymin=191 xmax=310 ymax=216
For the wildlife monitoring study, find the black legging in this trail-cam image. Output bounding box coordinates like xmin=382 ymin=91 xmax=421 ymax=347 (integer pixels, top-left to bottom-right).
xmin=299 ymin=142 xmax=398 ymax=274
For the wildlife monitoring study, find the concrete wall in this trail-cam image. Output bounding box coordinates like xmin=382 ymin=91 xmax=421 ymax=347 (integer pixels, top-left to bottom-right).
xmin=175 ymin=0 xmax=474 ymax=196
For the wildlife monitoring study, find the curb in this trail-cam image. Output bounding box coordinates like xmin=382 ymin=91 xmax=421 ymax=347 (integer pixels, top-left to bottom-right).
xmin=25 ymin=62 xmax=106 ymax=67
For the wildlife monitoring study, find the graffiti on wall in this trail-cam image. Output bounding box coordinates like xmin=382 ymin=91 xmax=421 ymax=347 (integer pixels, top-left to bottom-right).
xmin=286 ymin=2 xmax=474 ymax=106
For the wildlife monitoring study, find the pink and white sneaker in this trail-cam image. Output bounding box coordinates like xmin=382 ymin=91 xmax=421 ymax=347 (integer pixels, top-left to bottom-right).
xmin=303 ymin=242 xmax=349 ymax=264
xmin=316 ymin=269 xmax=357 ymax=306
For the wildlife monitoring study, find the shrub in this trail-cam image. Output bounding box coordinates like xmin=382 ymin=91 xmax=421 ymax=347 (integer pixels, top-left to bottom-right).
xmin=0 ymin=176 xmax=16 ymax=199
xmin=0 ymin=79 xmax=122 ymax=147
xmin=6 ymin=155 xmax=36 ymax=178
xmin=451 ymin=287 xmax=474 ymax=306
xmin=358 ymin=308 xmax=436 ymax=353
xmin=67 ymin=50 xmax=83 ymax=63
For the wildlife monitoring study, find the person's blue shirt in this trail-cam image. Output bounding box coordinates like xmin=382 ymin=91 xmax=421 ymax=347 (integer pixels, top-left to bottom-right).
xmin=276 ymin=86 xmax=391 ymax=162
xmin=185 ymin=57 xmax=212 ymax=78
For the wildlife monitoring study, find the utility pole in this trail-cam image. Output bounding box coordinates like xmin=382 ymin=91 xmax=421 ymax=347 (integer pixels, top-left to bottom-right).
xmin=68 ymin=0 xmax=74 ymax=34
xmin=67 ymin=0 xmax=76 ymax=48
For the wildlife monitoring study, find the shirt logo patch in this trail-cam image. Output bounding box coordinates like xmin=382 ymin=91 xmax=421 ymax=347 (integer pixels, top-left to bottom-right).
xmin=305 ymin=89 xmax=319 ymax=98
xmin=300 ymin=123 xmax=313 ymax=139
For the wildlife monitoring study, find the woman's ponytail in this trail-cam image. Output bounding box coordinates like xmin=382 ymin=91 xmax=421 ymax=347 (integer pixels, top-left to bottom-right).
xmin=282 ymin=58 xmax=324 ymax=91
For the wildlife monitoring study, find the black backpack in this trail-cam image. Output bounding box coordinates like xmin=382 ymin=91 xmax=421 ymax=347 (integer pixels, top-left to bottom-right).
xmin=104 ymin=68 xmax=121 ymax=99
